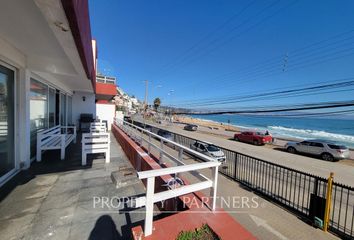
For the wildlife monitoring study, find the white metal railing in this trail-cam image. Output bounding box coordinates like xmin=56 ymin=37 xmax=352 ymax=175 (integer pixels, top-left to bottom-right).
xmin=115 ymin=119 xmax=220 ymax=164
xmin=0 ymin=121 xmax=7 ymax=137
xmin=115 ymin=119 xmax=220 ymax=236
xmin=96 ymin=75 xmax=116 ymax=84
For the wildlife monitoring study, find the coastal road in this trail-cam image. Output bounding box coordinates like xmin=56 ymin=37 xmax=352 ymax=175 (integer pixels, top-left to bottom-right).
xmin=123 ymin=123 xmax=339 ymax=240
xmin=133 ymin=117 xmax=354 ymax=186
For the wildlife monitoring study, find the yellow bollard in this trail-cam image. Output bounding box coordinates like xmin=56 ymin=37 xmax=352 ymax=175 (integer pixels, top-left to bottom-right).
xmin=323 ymin=172 xmax=334 ymax=232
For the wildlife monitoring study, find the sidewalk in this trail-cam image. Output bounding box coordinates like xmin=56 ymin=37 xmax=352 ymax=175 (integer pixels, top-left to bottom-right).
xmin=134 ymin=126 xmax=339 ymax=240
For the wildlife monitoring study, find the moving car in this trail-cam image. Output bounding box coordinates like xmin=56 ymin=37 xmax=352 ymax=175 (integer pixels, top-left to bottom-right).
xmin=156 ymin=119 xmax=164 ymax=124
xmin=184 ymin=124 xmax=198 ymax=131
xmin=234 ymin=131 xmax=272 ymax=145
xmin=190 ymin=141 xmax=226 ymax=163
xmin=157 ymin=129 xmax=174 ymax=142
xmin=285 ymin=139 xmax=350 ymax=161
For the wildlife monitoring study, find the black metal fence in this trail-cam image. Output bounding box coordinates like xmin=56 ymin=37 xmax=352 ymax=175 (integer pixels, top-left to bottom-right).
xmin=132 ymin=121 xmax=354 ymax=239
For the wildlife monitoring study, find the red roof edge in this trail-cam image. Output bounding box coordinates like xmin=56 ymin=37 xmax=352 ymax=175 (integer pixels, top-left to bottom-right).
xmin=61 ymin=0 xmax=95 ymax=88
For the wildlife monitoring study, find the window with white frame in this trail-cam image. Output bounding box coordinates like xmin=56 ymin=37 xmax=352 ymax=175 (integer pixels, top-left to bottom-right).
xmin=30 ymin=79 xmax=48 ymax=159
xmin=29 ymin=78 xmax=73 ymax=159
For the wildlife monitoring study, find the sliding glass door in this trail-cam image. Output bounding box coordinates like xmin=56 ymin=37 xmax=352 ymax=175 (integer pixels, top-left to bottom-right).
xmin=67 ymin=95 xmax=72 ymax=125
xmin=30 ymin=79 xmax=48 ymax=159
xmin=0 ymin=64 xmax=15 ymax=179
xmin=60 ymin=93 xmax=67 ymax=126
xmin=49 ymin=87 xmax=56 ymax=128
xmin=29 ymin=79 xmax=72 ymax=159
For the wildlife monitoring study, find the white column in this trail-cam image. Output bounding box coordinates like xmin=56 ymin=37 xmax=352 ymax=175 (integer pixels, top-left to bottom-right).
xmin=210 ymin=166 xmax=219 ymax=211
xmin=144 ymin=177 xmax=155 ymax=236
xmin=19 ymin=69 xmax=31 ymax=169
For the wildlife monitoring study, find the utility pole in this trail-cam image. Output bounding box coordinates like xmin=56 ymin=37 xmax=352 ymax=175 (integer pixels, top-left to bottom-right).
xmin=144 ymin=80 xmax=149 ymax=107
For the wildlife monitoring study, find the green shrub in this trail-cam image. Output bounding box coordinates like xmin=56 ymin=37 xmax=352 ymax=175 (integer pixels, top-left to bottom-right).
xmin=176 ymin=224 xmax=220 ymax=240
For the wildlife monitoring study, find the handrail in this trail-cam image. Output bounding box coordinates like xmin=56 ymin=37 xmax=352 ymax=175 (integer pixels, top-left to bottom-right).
xmin=138 ymin=161 xmax=220 ymax=179
xmin=116 ymin=119 xmax=214 ymax=182
xmin=115 ymin=119 xmax=220 ymax=237
xmin=115 ymin=119 xmax=218 ymax=163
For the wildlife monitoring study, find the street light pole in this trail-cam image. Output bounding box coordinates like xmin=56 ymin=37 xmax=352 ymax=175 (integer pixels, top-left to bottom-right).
xmin=143 ymin=80 xmax=148 ymax=120
xmin=144 ymin=80 xmax=148 ymax=108
xmin=168 ymin=89 xmax=174 ymax=122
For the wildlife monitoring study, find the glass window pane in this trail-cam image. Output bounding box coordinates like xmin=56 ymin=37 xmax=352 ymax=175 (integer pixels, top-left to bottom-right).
xmin=67 ymin=95 xmax=72 ymax=125
xmin=0 ymin=65 xmax=15 ymax=178
xmin=49 ymin=88 xmax=55 ymax=127
xmin=60 ymin=93 xmax=66 ymax=126
xmin=30 ymin=79 xmax=48 ymax=159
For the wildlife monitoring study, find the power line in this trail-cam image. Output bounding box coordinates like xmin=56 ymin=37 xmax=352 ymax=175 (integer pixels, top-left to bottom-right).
xmin=245 ymin=109 xmax=354 ymax=117
xmin=172 ymin=77 xmax=354 ymax=107
xmin=174 ymin=100 xmax=354 ymax=115
xmin=154 ymin=0 xmax=297 ymax=80
xmin=175 ymin=77 xmax=354 ymax=104
xmin=152 ymin=0 xmax=258 ymax=78
xmin=185 ymin=88 xmax=354 ymax=108
xmin=184 ymin=33 xmax=354 ymax=90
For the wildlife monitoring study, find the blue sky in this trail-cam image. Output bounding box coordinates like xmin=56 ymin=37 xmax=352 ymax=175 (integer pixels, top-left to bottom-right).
xmin=88 ymin=0 xmax=354 ymax=110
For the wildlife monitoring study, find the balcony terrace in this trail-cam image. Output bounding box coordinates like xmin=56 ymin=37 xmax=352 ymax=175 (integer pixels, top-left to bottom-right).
xmin=0 ymin=119 xmax=340 ymax=239
xmin=0 ymin=133 xmax=148 ymax=240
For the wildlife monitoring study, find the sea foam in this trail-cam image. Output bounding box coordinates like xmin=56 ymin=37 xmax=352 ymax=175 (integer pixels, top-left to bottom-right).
xmin=268 ymin=125 xmax=354 ymax=145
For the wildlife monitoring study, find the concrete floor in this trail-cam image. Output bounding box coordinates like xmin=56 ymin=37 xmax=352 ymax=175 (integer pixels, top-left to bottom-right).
xmin=0 ymin=133 xmax=147 ymax=240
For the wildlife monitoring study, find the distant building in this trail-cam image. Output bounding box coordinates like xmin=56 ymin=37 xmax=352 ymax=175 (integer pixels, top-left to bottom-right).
xmin=114 ymin=86 xmax=142 ymax=114
xmin=94 ymin=71 xmax=117 ymax=130
xmin=96 ymin=74 xmax=116 ymax=85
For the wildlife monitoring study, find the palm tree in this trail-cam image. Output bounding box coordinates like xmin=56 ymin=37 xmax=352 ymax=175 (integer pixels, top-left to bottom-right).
xmin=153 ymin=97 xmax=161 ymax=111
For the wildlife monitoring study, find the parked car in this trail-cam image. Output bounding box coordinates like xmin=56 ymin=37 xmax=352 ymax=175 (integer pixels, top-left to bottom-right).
xmin=144 ymin=125 xmax=153 ymax=132
xmin=123 ymin=116 xmax=132 ymax=123
xmin=285 ymin=139 xmax=350 ymax=161
xmin=184 ymin=124 xmax=198 ymax=131
xmin=190 ymin=141 xmax=226 ymax=163
xmin=234 ymin=131 xmax=272 ymax=145
xmin=157 ymin=129 xmax=174 ymax=142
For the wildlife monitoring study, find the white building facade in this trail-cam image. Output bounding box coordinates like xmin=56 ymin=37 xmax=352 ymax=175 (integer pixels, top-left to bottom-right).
xmin=0 ymin=0 xmax=97 ymax=186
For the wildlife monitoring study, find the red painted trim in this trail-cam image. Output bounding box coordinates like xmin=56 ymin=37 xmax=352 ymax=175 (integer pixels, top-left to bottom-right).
xmin=132 ymin=209 xmax=256 ymax=240
xmin=61 ymin=0 xmax=95 ymax=87
xmin=95 ymin=82 xmax=117 ymax=96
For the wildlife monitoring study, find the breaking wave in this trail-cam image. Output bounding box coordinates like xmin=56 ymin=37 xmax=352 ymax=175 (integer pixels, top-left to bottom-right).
xmin=268 ymin=126 xmax=354 ymax=147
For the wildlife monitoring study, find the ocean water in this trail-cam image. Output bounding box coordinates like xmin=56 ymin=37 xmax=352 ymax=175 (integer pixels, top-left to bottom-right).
xmin=191 ymin=114 xmax=354 ymax=148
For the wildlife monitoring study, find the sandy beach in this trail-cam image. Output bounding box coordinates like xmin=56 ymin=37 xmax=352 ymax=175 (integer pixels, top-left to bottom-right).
xmin=175 ymin=116 xmax=240 ymax=132
xmin=174 ymin=115 xmax=354 ymax=162
xmin=175 ymin=115 xmax=302 ymax=142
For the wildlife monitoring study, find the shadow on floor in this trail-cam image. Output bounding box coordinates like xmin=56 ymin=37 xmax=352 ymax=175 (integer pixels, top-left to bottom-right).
xmin=89 ymin=215 xmax=122 ymax=240
xmin=0 ymin=133 xmax=103 ymax=202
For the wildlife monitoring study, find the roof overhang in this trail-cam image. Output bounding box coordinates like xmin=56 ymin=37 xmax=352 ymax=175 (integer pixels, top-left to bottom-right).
xmin=0 ymin=0 xmax=95 ymax=93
